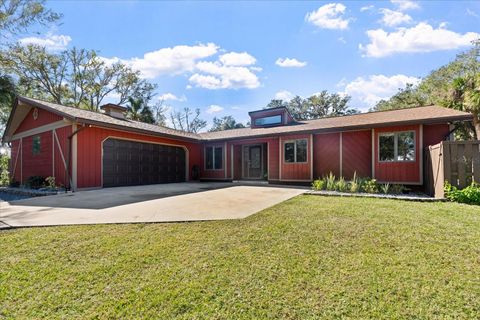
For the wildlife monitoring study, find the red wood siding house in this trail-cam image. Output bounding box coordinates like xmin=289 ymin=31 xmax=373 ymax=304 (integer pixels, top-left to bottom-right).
xmin=2 ymin=96 xmax=472 ymax=191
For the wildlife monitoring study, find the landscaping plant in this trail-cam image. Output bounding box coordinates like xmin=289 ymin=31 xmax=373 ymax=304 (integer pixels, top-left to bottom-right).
xmin=311 ymin=179 xmax=325 ymax=191
xmin=380 ymin=183 xmax=390 ymax=194
xmin=335 ymin=177 xmax=348 ymax=192
xmin=349 ymin=172 xmax=361 ymax=193
xmin=325 ymin=172 xmax=336 ymax=191
xmin=445 ymin=181 xmax=480 ymax=205
xmin=0 ymin=154 xmax=9 ymax=186
xmin=362 ymin=178 xmax=379 ymax=194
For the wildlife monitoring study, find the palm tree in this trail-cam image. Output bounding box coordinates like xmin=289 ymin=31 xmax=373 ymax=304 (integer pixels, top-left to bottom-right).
xmin=451 ymin=74 xmax=480 ymax=139
xmin=126 ymin=97 xmax=143 ymax=121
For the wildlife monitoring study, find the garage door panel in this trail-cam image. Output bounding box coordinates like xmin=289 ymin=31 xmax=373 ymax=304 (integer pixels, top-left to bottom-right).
xmin=102 ymin=138 xmax=186 ymax=187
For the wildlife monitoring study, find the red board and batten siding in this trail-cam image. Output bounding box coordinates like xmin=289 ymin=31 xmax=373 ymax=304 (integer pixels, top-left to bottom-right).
xmin=10 ymin=106 xmax=70 ymax=186
xmin=342 ymin=130 xmax=372 ymax=179
xmin=313 ymin=130 xmax=372 ymax=180
xmin=423 ymin=124 xmax=450 ymax=148
xmin=75 ymin=126 xmax=202 ymax=189
xmin=279 ymin=134 xmax=312 ymax=181
xmin=313 ymin=133 xmax=340 ymax=179
xmin=15 ymin=107 xmax=62 ymax=133
xmin=374 ymin=124 xmax=421 ymax=184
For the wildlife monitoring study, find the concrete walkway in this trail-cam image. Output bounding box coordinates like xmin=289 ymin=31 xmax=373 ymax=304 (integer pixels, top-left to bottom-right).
xmin=0 ymin=183 xmax=305 ymax=228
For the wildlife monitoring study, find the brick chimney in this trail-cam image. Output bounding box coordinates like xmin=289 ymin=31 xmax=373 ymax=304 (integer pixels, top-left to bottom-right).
xmin=100 ymin=103 xmax=128 ymax=120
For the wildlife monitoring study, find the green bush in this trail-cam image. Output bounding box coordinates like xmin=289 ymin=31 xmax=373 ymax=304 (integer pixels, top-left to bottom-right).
xmin=445 ymin=181 xmax=480 ymax=205
xmin=45 ymin=176 xmax=56 ymax=189
xmin=363 ymin=178 xmax=379 ymax=194
xmin=0 ymin=155 xmax=9 ymax=186
xmin=26 ymin=176 xmax=46 ymax=189
xmin=312 ymin=179 xmax=325 ymax=191
xmin=325 ymin=172 xmax=336 ymax=191
xmin=380 ymin=183 xmax=390 ymax=194
xmin=349 ymin=172 xmax=361 ymax=193
xmin=335 ymin=177 xmax=348 ymax=192
xmin=390 ymin=184 xmax=405 ymax=195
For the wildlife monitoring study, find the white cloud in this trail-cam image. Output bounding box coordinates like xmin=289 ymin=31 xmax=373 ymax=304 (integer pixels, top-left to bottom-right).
xmin=338 ymin=37 xmax=347 ymax=44
xmin=219 ymin=51 xmax=256 ymax=66
xmin=275 ymin=57 xmax=307 ymax=68
xmin=360 ymin=22 xmax=480 ymax=58
xmin=121 ymin=43 xmax=219 ymax=79
xmin=379 ymin=9 xmax=412 ymax=27
xmin=342 ymin=74 xmax=421 ymax=109
xmin=390 ymin=0 xmax=419 ymax=11
xmin=206 ymin=105 xmax=224 ymax=114
xmin=305 ymin=3 xmax=350 ymax=30
xmin=158 ymin=93 xmax=186 ymax=102
xmin=19 ymin=34 xmax=72 ymax=51
xmin=360 ymin=5 xmax=374 ymax=12
xmin=102 ymin=43 xmax=260 ymax=90
xmin=274 ymin=90 xmax=294 ymax=101
xmin=466 ymin=8 xmax=479 ymax=18
xmin=189 ymin=60 xmax=260 ymax=90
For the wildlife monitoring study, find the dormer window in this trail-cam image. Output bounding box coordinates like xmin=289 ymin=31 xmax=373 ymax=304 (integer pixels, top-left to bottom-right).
xmin=254 ymin=115 xmax=282 ymax=126
xmin=249 ymin=106 xmax=295 ymax=128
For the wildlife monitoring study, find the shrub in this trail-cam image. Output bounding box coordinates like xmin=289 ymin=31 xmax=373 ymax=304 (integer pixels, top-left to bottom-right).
xmin=325 ymin=172 xmax=336 ymax=191
xmin=45 ymin=176 xmax=56 ymax=189
xmin=26 ymin=176 xmax=46 ymax=189
xmin=349 ymin=172 xmax=361 ymax=193
xmin=312 ymin=179 xmax=325 ymax=191
xmin=0 ymin=155 xmax=9 ymax=186
xmin=336 ymin=177 xmax=348 ymax=192
xmin=363 ymin=178 xmax=378 ymax=194
xmin=390 ymin=184 xmax=405 ymax=195
xmin=445 ymin=181 xmax=480 ymax=205
xmin=9 ymin=179 xmax=20 ymax=188
xmin=380 ymin=183 xmax=390 ymax=194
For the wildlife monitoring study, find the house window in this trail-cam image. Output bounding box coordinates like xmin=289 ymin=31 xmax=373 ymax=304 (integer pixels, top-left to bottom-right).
xmin=205 ymin=146 xmax=223 ymax=170
xmin=284 ymin=139 xmax=308 ymax=163
xmin=254 ymin=115 xmax=282 ymax=126
xmin=32 ymin=135 xmax=41 ymax=155
xmin=379 ymin=131 xmax=415 ymax=162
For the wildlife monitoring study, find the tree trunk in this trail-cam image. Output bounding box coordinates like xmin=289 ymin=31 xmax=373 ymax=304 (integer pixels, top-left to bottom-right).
xmin=473 ymin=113 xmax=480 ymax=140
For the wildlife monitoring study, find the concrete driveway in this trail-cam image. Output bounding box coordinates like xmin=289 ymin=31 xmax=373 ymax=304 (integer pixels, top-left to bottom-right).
xmin=0 ymin=182 xmax=305 ymax=228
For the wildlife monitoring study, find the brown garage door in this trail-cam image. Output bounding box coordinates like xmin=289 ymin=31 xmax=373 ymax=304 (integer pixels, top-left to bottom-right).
xmin=102 ymin=138 xmax=186 ymax=187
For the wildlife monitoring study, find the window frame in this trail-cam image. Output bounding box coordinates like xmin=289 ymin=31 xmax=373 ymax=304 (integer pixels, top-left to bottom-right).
xmin=205 ymin=145 xmax=224 ymax=170
xmin=32 ymin=135 xmax=41 ymax=155
xmin=253 ymin=114 xmax=283 ymax=127
xmin=283 ymin=139 xmax=308 ymax=164
xmin=378 ymin=130 xmax=416 ymax=163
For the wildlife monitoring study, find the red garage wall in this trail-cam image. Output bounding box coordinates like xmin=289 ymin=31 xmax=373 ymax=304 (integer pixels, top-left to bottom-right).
xmin=16 ymin=107 xmax=62 ymax=133
xmin=76 ymin=126 xmax=202 ymax=189
xmin=374 ymin=124 xmax=421 ymax=184
xmin=9 ymin=127 xmax=71 ymax=186
xmin=342 ymin=130 xmax=372 ymax=179
xmin=313 ymin=133 xmax=340 ymax=179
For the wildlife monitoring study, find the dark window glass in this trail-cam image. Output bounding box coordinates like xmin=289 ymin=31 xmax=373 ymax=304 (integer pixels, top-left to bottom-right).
xmin=206 ymin=147 xmax=213 ymax=170
xmin=379 ymin=134 xmax=395 ymax=161
xmin=254 ymin=115 xmax=282 ymax=126
xmin=32 ymin=136 xmax=41 ymax=155
xmin=214 ymin=147 xmax=223 ymax=169
xmin=284 ymin=142 xmax=295 ymax=163
xmin=296 ymin=139 xmax=307 ymax=162
xmin=397 ymin=132 xmax=415 ymax=161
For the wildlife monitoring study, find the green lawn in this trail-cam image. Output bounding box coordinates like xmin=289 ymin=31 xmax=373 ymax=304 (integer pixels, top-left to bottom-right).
xmin=1 ymin=196 xmax=480 ymax=319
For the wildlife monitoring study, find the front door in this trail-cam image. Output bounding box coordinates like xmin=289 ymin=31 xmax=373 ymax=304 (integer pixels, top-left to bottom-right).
xmin=243 ymin=145 xmax=263 ymax=179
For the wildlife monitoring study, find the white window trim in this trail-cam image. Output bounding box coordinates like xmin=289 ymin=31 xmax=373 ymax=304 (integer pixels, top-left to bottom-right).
xmin=283 ymin=139 xmax=308 ymax=164
xmin=378 ymin=130 xmax=416 ymax=163
xmin=205 ymin=145 xmax=224 ymax=170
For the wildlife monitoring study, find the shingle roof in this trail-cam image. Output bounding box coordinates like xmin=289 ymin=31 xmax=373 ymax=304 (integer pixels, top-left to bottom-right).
xmin=11 ymin=97 xmax=473 ymax=142
xmin=199 ymin=106 xmax=473 ymax=141
xmin=17 ymin=96 xmax=201 ymax=140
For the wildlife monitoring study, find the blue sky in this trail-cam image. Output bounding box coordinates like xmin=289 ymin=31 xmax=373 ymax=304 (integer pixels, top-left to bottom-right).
xmin=18 ymin=0 xmax=480 ymax=128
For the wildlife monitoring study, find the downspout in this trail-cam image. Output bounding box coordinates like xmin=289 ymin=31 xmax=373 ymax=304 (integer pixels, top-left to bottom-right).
xmin=65 ymin=123 xmax=87 ymax=192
